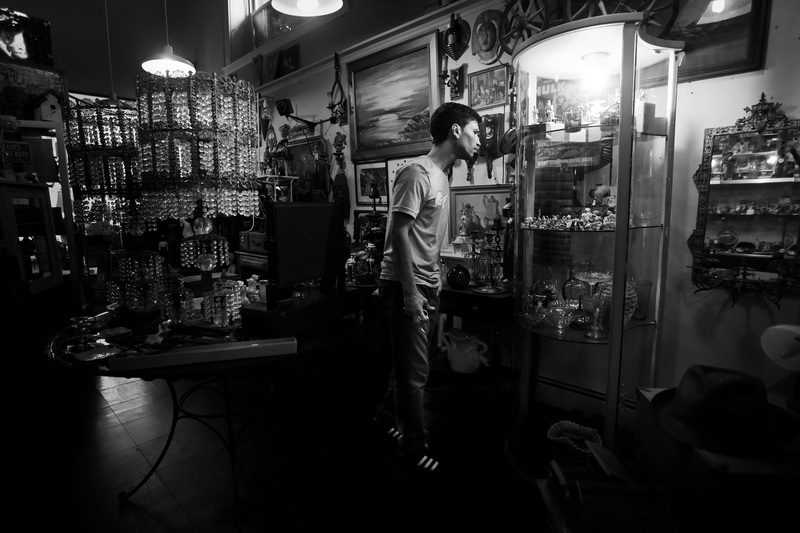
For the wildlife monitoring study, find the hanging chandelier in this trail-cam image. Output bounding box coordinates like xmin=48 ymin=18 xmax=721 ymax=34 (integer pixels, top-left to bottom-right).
xmin=135 ymin=70 xmax=260 ymax=230
xmin=65 ymin=0 xmax=140 ymax=229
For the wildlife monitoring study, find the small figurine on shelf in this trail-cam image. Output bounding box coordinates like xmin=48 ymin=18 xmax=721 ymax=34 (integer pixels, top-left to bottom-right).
xmin=246 ymin=275 xmax=260 ymax=303
xmin=543 ymin=99 xmax=555 ymax=123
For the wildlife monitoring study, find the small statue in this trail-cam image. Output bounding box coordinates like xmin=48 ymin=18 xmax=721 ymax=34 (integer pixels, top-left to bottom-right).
xmin=246 ymin=275 xmax=260 ymax=303
xmin=544 ymin=99 xmax=555 ymax=122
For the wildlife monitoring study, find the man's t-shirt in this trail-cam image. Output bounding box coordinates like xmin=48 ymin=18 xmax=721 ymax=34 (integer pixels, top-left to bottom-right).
xmin=379 ymin=156 xmax=450 ymax=288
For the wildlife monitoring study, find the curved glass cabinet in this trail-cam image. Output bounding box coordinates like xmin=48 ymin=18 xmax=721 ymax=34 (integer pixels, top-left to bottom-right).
xmin=511 ymin=14 xmax=682 ymax=449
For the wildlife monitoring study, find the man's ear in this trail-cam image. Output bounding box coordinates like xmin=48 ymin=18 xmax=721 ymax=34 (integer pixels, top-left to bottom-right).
xmin=451 ymin=123 xmax=461 ymax=138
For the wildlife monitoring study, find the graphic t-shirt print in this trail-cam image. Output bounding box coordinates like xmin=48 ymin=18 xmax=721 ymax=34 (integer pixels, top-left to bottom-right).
xmin=435 ymin=191 xmax=448 ymax=210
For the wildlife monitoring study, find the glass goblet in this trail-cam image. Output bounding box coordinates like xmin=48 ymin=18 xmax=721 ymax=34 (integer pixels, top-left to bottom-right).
xmin=574 ymin=269 xmax=613 ymax=296
xmin=582 ymin=295 xmax=608 ymax=340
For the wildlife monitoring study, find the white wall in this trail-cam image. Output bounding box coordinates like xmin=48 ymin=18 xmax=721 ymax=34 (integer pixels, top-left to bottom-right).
xmin=253 ymin=0 xmax=510 ymax=229
xmin=660 ymin=0 xmax=800 ymax=393
xmin=247 ymin=0 xmax=800 ymax=397
xmin=215 ymin=0 xmax=800 ymax=399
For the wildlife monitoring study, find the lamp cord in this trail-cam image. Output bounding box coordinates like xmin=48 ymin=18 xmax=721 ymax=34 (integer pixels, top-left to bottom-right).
xmin=103 ymin=0 xmax=116 ymax=100
xmin=163 ymin=0 xmax=170 ymax=46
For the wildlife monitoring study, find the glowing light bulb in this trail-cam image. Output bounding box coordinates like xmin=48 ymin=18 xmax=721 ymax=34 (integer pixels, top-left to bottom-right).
xmin=711 ymin=0 xmax=725 ymax=14
xmin=581 ymin=52 xmax=609 ymax=90
xmin=298 ymin=0 xmax=320 ymax=12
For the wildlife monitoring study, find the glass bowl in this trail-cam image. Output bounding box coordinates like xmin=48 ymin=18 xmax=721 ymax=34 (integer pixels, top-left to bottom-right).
xmin=546 ymin=305 xmax=579 ymax=331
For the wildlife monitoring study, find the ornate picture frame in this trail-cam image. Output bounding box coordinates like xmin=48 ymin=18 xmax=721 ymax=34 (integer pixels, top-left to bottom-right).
xmin=468 ymin=65 xmax=508 ymax=111
xmin=670 ymin=0 xmax=770 ymax=83
xmin=355 ymin=160 xmax=389 ymax=206
xmin=348 ymin=32 xmax=440 ymax=161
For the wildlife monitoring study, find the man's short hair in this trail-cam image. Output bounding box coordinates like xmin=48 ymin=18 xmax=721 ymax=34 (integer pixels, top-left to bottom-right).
xmin=429 ymin=102 xmax=481 ymax=145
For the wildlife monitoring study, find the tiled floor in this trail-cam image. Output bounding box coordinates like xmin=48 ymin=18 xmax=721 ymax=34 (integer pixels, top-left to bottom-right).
xmin=11 ymin=315 xmax=551 ymax=532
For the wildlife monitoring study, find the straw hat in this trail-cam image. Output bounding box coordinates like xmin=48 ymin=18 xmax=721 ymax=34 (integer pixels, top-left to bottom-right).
xmin=650 ymin=365 xmax=798 ymax=459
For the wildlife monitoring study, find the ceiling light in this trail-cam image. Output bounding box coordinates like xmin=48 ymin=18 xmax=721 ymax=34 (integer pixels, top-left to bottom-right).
xmin=582 ymin=51 xmax=609 ymax=67
xmin=711 ymin=0 xmax=725 ymax=14
xmin=272 ymin=0 xmax=343 ymax=17
xmin=142 ymin=0 xmax=195 ymax=77
xmin=142 ymin=45 xmax=196 ymax=77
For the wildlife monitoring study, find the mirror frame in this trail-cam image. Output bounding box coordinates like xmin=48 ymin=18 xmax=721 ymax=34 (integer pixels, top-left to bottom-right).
xmin=688 ymin=94 xmax=800 ymax=305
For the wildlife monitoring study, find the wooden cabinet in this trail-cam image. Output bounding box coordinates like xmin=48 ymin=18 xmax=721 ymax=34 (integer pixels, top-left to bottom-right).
xmin=1 ymin=119 xmax=82 ymax=301
xmin=0 ymin=180 xmax=61 ymax=294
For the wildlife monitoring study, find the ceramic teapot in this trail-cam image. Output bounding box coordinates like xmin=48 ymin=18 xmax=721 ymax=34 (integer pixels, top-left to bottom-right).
xmin=442 ymin=329 xmax=488 ymax=374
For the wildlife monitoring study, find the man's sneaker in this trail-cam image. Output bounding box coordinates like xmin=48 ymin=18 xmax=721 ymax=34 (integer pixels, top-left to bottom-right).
xmin=373 ymin=416 xmax=402 ymax=444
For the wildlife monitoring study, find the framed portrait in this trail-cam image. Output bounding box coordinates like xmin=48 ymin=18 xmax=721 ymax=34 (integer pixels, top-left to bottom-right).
xmin=0 ymin=8 xmax=54 ymax=67
xmin=276 ymin=44 xmax=299 ymax=78
xmin=449 ymin=185 xmax=512 ymax=244
xmin=0 ymin=60 xmax=66 ymax=119
xmin=355 ymin=160 xmax=389 ymax=206
xmin=286 ymin=136 xmax=329 ymax=201
xmin=468 ymin=65 xmax=508 ymax=111
xmin=262 ymin=52 xmax=280 ymax=84
xmin=348 ymin=32 xmax=440 ymax=161
xmin=668 ymin=0 xmax=770 ymax=83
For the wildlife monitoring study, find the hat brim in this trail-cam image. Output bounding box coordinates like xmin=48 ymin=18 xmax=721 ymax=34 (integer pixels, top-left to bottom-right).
xmin=650 ymin=388 xmax=798 ymax=460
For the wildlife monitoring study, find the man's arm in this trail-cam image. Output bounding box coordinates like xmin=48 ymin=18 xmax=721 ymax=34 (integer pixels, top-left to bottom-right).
xmin=391 ymin=211 xmax=433 ymax=323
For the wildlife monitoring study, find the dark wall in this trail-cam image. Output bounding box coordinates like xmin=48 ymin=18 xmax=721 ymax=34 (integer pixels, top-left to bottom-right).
xmin=3 ymin=0 xmax=226 ymax=100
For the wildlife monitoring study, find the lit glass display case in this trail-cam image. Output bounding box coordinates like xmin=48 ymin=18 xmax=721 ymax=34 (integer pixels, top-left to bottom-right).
xmin=512 ymin=14 xmax=682 ymax=448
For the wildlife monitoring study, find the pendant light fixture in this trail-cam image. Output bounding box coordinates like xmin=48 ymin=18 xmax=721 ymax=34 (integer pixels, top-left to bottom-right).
xmin=141 ymin=0 xmax=195 ymax=77
xmin=272 ymin=0 xmax=343 ymax=17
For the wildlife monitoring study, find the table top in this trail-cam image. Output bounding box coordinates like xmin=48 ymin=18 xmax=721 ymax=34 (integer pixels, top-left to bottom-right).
xmin=46 ymin=312 xmax=297 ymax=380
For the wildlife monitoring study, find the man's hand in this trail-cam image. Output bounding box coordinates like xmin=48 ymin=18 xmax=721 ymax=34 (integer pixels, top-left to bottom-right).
xmin=404 ymin=291 xmax=436 ymax=333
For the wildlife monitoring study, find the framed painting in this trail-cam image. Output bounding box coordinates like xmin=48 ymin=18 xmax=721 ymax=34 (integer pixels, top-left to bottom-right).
xmin=468 ymin=65 xmax=508 ymax=111
xmin=0 ymin=8 xmax=54 ymax=67
xmin=348 ymin=31 xmax=440 ymax=161
xmin=355 ymin=160 xmax=389 ymax=206
xmin=286 ymin=136 xmax=329 ymax=201
xmin=0 ymin=60 xmax=66 ymax=119
xmin=668 ymin=0 xmax=770 ymax=83
xmin=449 ymin=185 xmax=512 ymax=244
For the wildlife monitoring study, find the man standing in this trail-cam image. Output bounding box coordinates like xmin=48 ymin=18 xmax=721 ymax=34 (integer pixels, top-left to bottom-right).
xmin=375 ymin=102 xmax=482 ymax=472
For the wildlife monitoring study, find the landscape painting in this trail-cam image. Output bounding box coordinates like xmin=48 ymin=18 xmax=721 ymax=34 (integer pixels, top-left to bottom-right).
xmin=349 ymin=32 xmax=439 ymax=161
